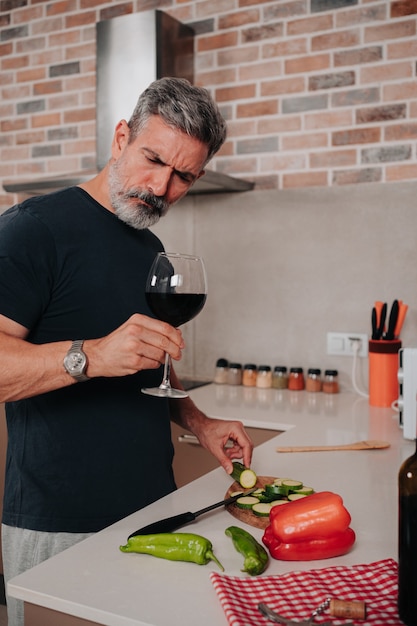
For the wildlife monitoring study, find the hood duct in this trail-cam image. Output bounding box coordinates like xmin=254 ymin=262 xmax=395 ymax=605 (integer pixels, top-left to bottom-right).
xmin=4 ymin=10 xmax=253 ymax=196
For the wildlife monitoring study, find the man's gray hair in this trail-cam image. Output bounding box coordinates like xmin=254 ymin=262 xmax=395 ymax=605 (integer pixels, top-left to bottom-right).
xmin=127 ymin=77 xmax=227 ymax=164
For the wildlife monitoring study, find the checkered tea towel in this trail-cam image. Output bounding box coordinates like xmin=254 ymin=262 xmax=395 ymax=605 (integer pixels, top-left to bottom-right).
xmin=210 ymin=558 xmax=401 ymax=626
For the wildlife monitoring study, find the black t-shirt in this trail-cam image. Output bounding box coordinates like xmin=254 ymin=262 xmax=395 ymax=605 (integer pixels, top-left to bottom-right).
xmin=0 ymin=187 xmax=176 ymax=532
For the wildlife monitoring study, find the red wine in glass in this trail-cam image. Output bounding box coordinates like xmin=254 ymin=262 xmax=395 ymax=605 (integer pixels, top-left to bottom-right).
xmin=142 ymin=252 xmax=207 ymax=398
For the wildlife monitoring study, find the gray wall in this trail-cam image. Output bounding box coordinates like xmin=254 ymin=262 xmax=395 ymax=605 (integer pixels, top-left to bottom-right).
xmin=152 ymin=181 xmax=417 ymax=392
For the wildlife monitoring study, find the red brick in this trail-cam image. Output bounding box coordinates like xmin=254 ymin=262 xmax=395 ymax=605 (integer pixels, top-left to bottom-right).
xmin=332 ymin=127 xmax=380 ymax=145
xmin=263 ymin=37 xmax=308 ymax=58
xmin=387 ymin=39 xmax=417 ymax=59
xmin=237 ymin=99 xmax=278 ymax=118
xmin=218 ymin=46 xmax=259 ymax=66
xmin=218 ymin=9 xmax=260 ymax=29
xmin=384 ymin=122 xmax=417 ymax=141
xmin=312 ymin=29 xmax=359 ymax=52
xmin=386 ymin=163 xmax=417 ymax=180
xmin=391 ymin=0 xmax=417 ymax=17
xmin=258 ymin=115 xmax=302 ymax=134
xmin=365 ymin=19 xmax=416 ymax=43
xmin=285 ymin=53 xmax=330 ymax=74
xmin=305 ymin=110 xmax=353 ymax=130
xmin=65 ymin=11 xmax=96 ymax=28
xmin=240 ymin=60 xmax=283 ymax=81
xmin=261 ymin=152 xmax=306 ymax=170
xmin=282 ymin=132 xmax=328 ymax=151
xmin=383 ymin=79 xmax=417 ymax=101
xmin=31 ymin=112 xmax=61 ymax=128
xmin=283 ymin=171 xmax=328 ymax=188
xmin=196 ymin=68 xmax=236 ymax=85
xmin=287 ymin=14 xmax=333 ymax=35
xmin=360 ymin=61 xmax=413 ymax=84
xmin=335 ymin=4 xmax=387 ymax=27
xmin=33 ymin=80 xmax=62 ymax=95
xmin=16 ymin=66 xmax=46 ymax=82
xmin=310 ymin=148 xmax=356 ymax=167
xmin=261 ymin=76 xmax=305 ymax=96
xmin=16 ymin=130 xmax=45 ymax=144
xmin=47 ymin=0 xmax=78 ymax=15
xmin=63 ymin=108 xmax=96 ymax=123
xmin=215 ymin=83 xmax=256 ymax=102
xmin=197 ymin=31 xmax=238 ymax=51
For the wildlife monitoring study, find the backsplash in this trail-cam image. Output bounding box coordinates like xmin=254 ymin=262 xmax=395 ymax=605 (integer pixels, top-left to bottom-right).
xmin=152 ymin=180 xmax=417 ymax=392
xmin=1 ymin=0 xmax=417 ymax=211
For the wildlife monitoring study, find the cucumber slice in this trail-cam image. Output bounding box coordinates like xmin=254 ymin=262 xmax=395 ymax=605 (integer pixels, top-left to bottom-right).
xmin=282 ymin=479 xmax=303 ymax=490
xmin=252 ymin=503 xmax=272 ymax=517
xmin=264 ymin=484 xmax=282 ymax=496
xmin=231 ymin=462 xmax=257 ymax=488
xmin=288 ymin=493 xmax=307 ymax=501
xmin=295 ymin=486 xmax=314 ymax=495
xmin=236 ymin=496 xmax=260 ymax=510
xmin=230 ymin=490 xmax=245 ymax=498
xmin=270 ymin=499 xmax=290 ymax=508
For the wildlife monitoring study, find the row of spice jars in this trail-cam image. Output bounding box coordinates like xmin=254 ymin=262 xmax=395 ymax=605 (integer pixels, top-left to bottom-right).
xmin=214 ymin=359 xmax=339 ymax=394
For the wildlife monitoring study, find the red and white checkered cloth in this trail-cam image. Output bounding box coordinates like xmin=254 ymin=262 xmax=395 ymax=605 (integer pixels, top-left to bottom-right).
xmin=210 ymin=558 xmax=401 ymax=626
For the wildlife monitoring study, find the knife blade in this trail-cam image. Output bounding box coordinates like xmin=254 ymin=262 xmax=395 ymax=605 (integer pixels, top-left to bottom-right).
xmin=127 ymin=488 xmax=256 ymax=538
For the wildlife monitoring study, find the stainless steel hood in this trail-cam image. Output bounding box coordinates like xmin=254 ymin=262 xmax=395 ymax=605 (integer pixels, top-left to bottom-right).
xmin=4 ymin=10 xmax=253 ymax=197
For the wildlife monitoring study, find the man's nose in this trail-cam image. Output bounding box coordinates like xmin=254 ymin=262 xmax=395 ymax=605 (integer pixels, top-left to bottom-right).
xmin=148 ymin=169 xmax=171 ymax=197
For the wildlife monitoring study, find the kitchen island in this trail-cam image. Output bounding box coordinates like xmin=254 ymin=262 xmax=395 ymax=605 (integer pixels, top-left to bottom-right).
xmin=7 ymin=386 xmax=413 ymax=626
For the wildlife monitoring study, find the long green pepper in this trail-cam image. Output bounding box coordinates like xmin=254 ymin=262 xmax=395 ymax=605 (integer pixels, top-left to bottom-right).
xmin=120 ymin=532 xmax=224 ymax=571
xmin=225 ymin=525 xmax=269 ymax=576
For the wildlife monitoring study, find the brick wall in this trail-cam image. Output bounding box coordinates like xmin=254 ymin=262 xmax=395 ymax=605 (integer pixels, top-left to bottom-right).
xmin=1 ymin=0 xmax=417 ymax=210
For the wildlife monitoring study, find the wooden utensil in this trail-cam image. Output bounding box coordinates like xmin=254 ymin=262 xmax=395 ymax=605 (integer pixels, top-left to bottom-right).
xmin=276 ymin=440 xmax=390 ymax=453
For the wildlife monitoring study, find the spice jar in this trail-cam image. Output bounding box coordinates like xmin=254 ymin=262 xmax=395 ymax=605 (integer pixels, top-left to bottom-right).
xmin=323 ymin=369 xmax=339 ymax=394
xmin=272 ymin=366 xmax=288 ymax=389
xmin=288 ymin=367 xmax=305 ymax=391
xmin=242 ymin=364 xmax=257 ymax=387
xmin=227 ymin=363 xmax=242 ymax=386
xmin=306 ymin=368 xmax=322 ymax=393
xmin=256 ymin=365 xmax=272 ymax=389
xmin=213 ymin=358 xmax=229 ymax=384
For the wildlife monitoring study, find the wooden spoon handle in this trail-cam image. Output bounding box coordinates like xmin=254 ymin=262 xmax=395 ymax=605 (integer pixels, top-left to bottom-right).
xmin=276 ymin=440 xmax=390 ymax=452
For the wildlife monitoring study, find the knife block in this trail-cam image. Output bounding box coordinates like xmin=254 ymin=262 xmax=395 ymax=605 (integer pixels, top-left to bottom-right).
xmin=368 ymin=339 xmax=401 ymax=407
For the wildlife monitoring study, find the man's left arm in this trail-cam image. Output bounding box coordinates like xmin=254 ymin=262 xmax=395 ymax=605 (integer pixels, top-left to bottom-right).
xmin=169 ymin=368 xmax=253 ymax=474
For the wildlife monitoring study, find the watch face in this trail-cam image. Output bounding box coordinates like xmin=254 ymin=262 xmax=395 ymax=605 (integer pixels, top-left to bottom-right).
xmin=65 ymin=351 xmax=86 ymax=375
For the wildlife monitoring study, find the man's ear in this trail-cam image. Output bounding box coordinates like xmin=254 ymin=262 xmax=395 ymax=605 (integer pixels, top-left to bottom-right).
xmin=111 ymin=120 xmax=130 ymax=158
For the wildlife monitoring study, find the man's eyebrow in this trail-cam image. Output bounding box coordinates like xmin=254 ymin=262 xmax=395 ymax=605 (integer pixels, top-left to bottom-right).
xmin=143 ymin=148 xmax=197 ymax=182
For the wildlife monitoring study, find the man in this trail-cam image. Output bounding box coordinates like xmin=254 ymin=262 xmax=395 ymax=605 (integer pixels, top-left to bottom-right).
xmin=0 ymin=77 xmax=253 ymax=625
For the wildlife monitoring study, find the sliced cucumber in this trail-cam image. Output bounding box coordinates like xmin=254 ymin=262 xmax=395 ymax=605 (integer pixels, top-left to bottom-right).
xmin=264 ymin=484 xmax=282 ymax=496
xmin=295 ymin=486 xmax=314 ymax=495
xmin=236 ymin=496 xmax=260 ymax=510
xmin=252 ymin=503 xmax=272 ymax=517
xmin=231 ymin=461 xmax=257 ymax=489
xmin=282 ymin=479 xmax=303 ymax=489
xmin=288 ymin=493 xmax=307 ymax=501
xmin=270 ymin=499 xmax=290 ymax=508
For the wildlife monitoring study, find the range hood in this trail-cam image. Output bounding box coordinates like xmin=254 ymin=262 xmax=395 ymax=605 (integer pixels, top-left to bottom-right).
xmin=4 ymin=10 xmax=253 ymax=197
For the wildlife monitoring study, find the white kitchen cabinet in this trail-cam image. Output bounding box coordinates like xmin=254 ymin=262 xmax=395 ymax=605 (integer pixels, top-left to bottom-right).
xmin=171 ymin=422 xmax=281 ymax=487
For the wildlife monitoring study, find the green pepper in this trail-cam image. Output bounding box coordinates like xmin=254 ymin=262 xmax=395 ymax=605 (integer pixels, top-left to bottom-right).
xmin=119 ymin=532 xmax=224 ymax=571
xmin=225 ymin=525 xmax=269 ymax=576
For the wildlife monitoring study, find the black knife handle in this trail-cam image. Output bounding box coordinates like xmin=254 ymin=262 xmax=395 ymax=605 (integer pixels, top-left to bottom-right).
xmin=128 ymin=511 xmax=196 ymax=538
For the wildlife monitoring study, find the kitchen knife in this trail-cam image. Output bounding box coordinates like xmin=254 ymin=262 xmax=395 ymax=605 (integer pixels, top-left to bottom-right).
xmin=384 ymin=299 xmax=399 ymax=340
xmin=127 ymin=488 xmax=256 ymax=538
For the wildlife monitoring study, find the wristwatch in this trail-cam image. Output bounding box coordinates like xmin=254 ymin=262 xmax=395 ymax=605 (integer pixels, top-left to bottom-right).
xmin=63 ymin=340 xmax=89 ymax=382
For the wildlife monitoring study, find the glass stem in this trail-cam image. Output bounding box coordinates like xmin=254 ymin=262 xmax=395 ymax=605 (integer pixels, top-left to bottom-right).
xmin=160 ymin=353 xmax=171 ymax=390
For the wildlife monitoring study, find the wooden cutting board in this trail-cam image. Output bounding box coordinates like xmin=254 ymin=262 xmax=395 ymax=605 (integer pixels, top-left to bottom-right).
xmin=225 ymin=476 xmax=277 ymax=530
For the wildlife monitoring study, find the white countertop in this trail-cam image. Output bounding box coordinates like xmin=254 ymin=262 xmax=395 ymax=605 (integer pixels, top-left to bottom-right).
xmin=8 ymin=385 xmax=414 ymax=625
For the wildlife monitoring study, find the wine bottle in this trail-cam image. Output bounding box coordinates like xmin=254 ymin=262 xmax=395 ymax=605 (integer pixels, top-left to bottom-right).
xmin=398 ymin=438 xmax=417 ymax=626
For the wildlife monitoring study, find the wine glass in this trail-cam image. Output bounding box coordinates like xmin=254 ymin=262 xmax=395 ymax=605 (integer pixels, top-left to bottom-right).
xmin=142 ymin=252 xmax=207 ymax=398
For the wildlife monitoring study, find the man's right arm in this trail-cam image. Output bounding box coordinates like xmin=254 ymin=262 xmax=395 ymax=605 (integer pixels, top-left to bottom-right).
xmin=0 ymin=313 xmax=184 ymax=403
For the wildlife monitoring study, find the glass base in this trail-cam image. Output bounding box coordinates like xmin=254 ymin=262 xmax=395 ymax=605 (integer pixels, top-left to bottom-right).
xmin=141 ymin=386 xmax=189 ymax=399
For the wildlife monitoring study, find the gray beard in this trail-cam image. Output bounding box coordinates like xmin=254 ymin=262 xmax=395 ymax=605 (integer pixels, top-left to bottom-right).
xmin=108 ymin=162 xmax=169 ymax=230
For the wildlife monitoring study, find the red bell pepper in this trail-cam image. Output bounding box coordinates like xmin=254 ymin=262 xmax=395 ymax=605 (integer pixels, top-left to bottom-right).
xmin=262 ymin=491 xmax=355 ymax=561
xmin=263 ymin=523 xmax=355 ymax=561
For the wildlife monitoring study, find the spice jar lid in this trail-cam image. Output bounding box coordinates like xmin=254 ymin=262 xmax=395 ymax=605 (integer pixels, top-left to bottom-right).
xmin=229 ymin=362 xmax=242 ymax=369
xmin=216 ymin=358 xmax=229 ymax=367
xmin=274 ymin=366 xmax=287 ymax=373
xmin=258 ymin=365 xmax=271 ymax=372
xmin=244 ymin=363 xmax=257 ymax=370
xmin=290 ymin=367 xmax=303 ymax=373
xmin=308 ymin=368 xmax=321 ymax=375
xmin=324 ymin=369 xmax=338 ymax=376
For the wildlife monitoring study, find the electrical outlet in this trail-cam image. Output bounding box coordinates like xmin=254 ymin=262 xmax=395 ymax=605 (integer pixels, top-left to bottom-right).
xmin=327 ymin=332 xmax=368 ymax=357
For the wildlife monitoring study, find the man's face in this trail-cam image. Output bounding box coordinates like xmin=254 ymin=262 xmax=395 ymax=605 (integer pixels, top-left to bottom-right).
xmin=108 ymin=115 xmax=208 ymax=230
